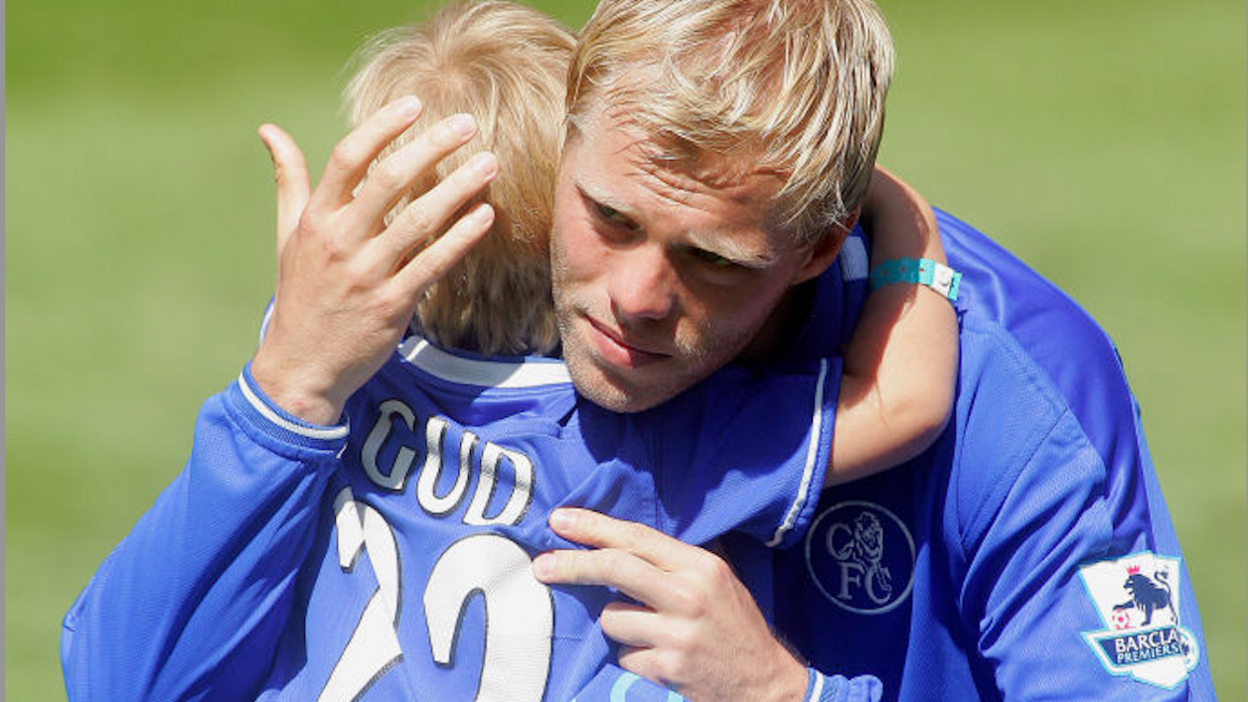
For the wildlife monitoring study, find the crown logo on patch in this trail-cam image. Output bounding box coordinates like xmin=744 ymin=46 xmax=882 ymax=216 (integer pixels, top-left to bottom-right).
xmin=1126 ymin=565 xmax=1141 ymax=575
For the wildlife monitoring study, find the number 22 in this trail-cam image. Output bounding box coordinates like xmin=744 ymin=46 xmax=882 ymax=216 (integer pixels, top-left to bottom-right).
xmin=322 ymin=489 xmax=554 ymax=701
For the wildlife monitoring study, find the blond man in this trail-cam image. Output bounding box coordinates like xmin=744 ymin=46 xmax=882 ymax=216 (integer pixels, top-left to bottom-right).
xmin=534 ymin=2 xmax=1215 ymax=701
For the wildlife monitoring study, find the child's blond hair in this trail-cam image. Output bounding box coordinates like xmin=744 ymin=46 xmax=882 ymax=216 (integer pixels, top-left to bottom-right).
xmin=345 ymin=0 xmax=573 ymax=355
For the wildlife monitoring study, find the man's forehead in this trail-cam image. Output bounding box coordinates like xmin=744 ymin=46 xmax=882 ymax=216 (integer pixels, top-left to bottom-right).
xmin=569 ymin=100 xmax=782 ymax=207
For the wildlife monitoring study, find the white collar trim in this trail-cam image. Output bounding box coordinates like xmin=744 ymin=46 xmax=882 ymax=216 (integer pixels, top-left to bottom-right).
xmin=397 ymin=336 xmax=572 ymax=389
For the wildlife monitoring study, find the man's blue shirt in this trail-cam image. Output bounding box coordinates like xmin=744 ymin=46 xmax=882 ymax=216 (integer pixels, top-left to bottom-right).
xmin=728 ymin=209 xmax=1216 ymax=700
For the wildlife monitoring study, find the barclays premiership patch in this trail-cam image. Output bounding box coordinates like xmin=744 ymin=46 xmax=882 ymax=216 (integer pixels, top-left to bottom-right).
xmin=1078 ymin=552 xmax=1199 ymax=689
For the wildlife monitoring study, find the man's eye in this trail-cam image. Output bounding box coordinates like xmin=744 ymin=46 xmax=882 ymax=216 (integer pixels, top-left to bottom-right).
xmin=594 ymin=202 xmax=634 ymax=228
xmin=693 ymin=249 xmax=735 ymax=268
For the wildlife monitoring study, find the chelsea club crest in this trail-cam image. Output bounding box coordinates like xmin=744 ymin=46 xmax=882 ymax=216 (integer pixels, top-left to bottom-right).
xmin=804 ymin=501 xmax=916 ymax=615
xmin=1078 ymin=552 xmax=1199 ymax=689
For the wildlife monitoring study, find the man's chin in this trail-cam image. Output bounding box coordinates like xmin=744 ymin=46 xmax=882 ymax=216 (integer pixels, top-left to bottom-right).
xmin=567 ymin=359 xmax=679 ymax=414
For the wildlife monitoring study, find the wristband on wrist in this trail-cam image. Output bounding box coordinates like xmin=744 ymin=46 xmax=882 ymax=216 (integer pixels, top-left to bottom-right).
xmin=869 ymin=257 xmax=962 ymax=302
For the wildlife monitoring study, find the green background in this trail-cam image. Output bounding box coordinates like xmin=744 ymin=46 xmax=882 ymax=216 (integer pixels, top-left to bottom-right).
xmin=7 ymin=0 xmax=1245 ymax=699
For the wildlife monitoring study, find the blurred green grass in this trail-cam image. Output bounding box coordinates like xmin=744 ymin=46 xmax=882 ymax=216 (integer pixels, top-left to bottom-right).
xmin=7 ymin=0 xmax=1244 ymax=700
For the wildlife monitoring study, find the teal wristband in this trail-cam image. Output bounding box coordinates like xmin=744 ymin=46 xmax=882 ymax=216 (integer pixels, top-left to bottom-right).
xmin=869 ymin=257 xmax=962 ymax=302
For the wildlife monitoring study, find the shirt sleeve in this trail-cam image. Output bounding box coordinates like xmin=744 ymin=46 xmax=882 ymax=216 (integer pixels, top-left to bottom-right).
xmin=59 ymin=365 xmax=348 ymax=702
xmin=646 ymin=357 xmax=842 ymax=549
xmin=952 ymin=344 xmax=1211 ymax=700
xmin=804 ymin=669 xmax=885 ymax=702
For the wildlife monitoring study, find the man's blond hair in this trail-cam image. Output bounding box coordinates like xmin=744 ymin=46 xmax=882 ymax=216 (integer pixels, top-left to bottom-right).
xmin=569 ymin=0 xmax=894 ymax=242
xmin=345 ymin=0 xmax=572 ymax=355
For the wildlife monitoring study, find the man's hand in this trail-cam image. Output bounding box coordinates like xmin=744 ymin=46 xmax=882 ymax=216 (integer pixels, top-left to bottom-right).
xmin=251 ymin=97 xmax=497 ymax=424
xmin=532 ymin=508 xmax=809 ymax=702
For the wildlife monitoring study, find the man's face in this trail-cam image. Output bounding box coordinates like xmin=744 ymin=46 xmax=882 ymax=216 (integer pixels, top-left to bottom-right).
xmin=550 ymin=105 xmax=834 ymax=413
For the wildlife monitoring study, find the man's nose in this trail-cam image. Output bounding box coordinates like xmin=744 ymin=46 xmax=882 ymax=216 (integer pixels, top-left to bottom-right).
xmin=607 ymin=245 xmax=677 ymax=322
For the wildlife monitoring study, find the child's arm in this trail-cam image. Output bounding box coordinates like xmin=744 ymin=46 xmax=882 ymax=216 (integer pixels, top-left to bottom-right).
xmin=825 ymin=166 xmax=959 ymax=485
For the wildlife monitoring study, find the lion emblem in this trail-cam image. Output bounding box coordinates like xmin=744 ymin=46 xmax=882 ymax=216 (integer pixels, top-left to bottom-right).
xmin=828 ymin=512 xmax=892 ymax=597
xmin=1113 ymin=569 xmax=1176 ymax=627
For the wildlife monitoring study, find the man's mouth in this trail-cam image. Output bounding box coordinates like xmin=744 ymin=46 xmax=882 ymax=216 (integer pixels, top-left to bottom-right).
xmin=584 ymin=315 xmax=670 ymax=368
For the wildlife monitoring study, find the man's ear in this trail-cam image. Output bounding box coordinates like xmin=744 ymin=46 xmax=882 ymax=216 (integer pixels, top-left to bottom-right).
xmin=792 ymin=206 xmax=859 ymax=285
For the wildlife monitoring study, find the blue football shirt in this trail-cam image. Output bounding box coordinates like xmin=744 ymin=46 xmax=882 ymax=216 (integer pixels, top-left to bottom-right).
xmin=727 ymin=210 xmax=1216 ymax=701
xmin=62 ymin=332 xmax=839 ymax=701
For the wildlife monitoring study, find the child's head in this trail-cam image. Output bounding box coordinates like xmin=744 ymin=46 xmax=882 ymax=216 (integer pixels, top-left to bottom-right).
xmin=345 ymin=0 xmax=573 ymax=355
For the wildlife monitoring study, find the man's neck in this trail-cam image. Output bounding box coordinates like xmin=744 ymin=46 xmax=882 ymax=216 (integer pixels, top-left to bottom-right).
xmin=737 ymin=281 xmax=817 ymax=362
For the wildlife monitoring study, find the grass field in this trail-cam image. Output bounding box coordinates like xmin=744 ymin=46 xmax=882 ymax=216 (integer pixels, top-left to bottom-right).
xmin=7 ymin=0 xmax=1245 ymax=699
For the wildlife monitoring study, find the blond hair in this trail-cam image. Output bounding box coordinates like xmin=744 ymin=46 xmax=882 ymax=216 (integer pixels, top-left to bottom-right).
xmin=569 ymin=0 xmax=894 ymax=241
xmin=345 ymin=0 xmax=573 ymax=355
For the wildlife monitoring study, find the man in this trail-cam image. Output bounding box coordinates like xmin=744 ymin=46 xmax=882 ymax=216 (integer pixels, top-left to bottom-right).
xmin=529 ymin=1 xmax=1217 ymax=700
